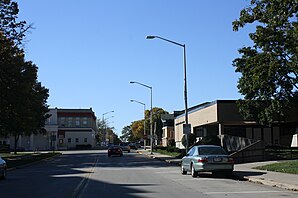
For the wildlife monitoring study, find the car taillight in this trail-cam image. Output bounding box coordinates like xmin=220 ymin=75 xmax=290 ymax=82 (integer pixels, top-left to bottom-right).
xmin=198 ymin=158 xmax=208 ymax=163
xmin=228 ymin=158 xmax=234 ymax=163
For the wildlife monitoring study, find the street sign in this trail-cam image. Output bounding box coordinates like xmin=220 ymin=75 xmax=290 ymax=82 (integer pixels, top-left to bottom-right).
xmin=183 ymin=124 xmax=191 ymax=134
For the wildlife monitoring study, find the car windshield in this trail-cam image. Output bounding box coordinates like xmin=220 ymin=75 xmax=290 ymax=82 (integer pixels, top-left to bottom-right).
xmin=198 ymin=147 xmax=227 ymax=155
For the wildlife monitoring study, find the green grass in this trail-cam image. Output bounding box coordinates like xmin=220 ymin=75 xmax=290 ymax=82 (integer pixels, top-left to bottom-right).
xmin=155 ymin=149 xmax=181 ymax=157
xmin=254 ymin=160 xmax=298 ymax=174
xmin=1 ymin=152 xmax=61 ymax=169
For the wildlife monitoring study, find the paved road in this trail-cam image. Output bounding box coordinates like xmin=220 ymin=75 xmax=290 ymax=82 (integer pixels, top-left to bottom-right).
xmin=0 ymin=150 xmax=297 ymax=198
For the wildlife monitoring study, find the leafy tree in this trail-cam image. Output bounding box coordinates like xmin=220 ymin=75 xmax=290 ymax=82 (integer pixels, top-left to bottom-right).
xmin=0 ymin=0 xmax=31 ymax=46
xmin=145 ymin=107 xmax=168 ymax=144
xmin=0 ymin=1 xmax=49 ymax=153
xmin=131 ymin=120 xmax=144 ymax=140
xmin=97 ymin=118 xmax=116 ymax=144
xmin=120 ymin=125 xmax=133 ymax=142
xmin=232 ymin=0 xmax=298 ymax=125
xmin=181 ymin=133 xmax=196 ymax=148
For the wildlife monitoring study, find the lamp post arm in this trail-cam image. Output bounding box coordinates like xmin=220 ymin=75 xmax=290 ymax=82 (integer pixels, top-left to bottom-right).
xmin=148 ymin=36 xmax=184 ymax=47
xmin=131 ymin=81 xmax=152 ymax=89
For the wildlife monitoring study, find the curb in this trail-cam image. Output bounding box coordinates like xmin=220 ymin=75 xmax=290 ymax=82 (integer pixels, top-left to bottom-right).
xmin=243 ymin=176 xmax=298 ymax=191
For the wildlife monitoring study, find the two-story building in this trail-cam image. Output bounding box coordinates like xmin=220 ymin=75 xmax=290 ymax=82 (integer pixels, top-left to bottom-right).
xmin=56 ymin=108 xmax=97 ymax=149
xmin=0 ymin=108 xmax=98 ymax=151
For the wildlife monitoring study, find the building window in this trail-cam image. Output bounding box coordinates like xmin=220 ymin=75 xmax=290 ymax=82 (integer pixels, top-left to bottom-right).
xmin=76 ymin=117 xmax=80 ymax=127
xmin=68 ymin=117 xmax=73 ymax=127
xmin=84 ymin=138 xmax=87 ymax=143
xmin=83 ymin=117 xmax=88 ymax=126
xmin=60 ymin=117 xmax=65 ymax=127
xmin=68 ymin=138 xmax=71 ymax=143
xmin=76 ymin=138 xmax=79 ymax=143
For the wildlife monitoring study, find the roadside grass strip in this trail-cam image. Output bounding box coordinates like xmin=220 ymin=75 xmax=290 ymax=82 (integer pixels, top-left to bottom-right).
xmin=2 ymin=152 xmax=61 ymax=169
xmin=254 ymin=160 xmax=298 ymax=174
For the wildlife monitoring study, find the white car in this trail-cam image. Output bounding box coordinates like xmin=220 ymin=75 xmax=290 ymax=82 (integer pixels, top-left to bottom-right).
xmin=181 ymin=145 xmax=234 ymax=177
xmin=0 ymin=156 xmax=7 ymax=179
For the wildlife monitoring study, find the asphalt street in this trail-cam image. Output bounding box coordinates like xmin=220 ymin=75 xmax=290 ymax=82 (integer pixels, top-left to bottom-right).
xmin=0 ymin=150 xmax=297 ymax=198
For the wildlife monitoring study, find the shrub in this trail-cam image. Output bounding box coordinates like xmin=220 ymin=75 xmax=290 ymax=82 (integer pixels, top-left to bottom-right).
xmin=167 ymin=139 xmax=176 ymax=147
xmin=182 ymin=133 xmax=196 ymax=148
xmin=197 ymin=136 xmax=221 ymax=146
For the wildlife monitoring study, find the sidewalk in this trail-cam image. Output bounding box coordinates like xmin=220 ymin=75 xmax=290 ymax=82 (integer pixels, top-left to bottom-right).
xmin=137 ymin=149 xmax=298 ymax=191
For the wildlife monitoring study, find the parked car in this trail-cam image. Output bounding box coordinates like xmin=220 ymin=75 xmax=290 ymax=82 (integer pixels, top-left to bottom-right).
xmin=181 ymin=145 xmax=234 ymax=177
xmin=108 ymin=145 xmax=123 ymax=157
xmin=0 ymin=156 xmax=7 ymax=179
xmin=119 ymin=142 xmax=130 ymax=153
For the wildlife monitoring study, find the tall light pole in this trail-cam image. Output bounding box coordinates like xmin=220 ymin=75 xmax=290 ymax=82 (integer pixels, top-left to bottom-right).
xmin=130 ymin=99 xmax=147 ymax=150
xmin=130 ymin=81 xmax=153 ymax=154
xmin=102 ymin=110 xmax=114 ymax=146
xmin=146 ymin=35 xmax=190 ymax=153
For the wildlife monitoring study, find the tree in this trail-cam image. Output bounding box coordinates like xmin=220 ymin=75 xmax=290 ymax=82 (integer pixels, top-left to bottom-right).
xmin=97 ymin=118 xmax=117 ymax=145
xmin=182 ymin=133 xmax=196 ymax=148
xmin=232 ymin=0 xmax=298 ymax=125
xmin=0 ymin=1 xmax=49 ymax=153
xmin=120 ymin=125 xmax=133 ymax=142
xmin=131 ymin=120 xmax=144 ymax=141
xmin=145 ymin=107 xmax=168 ymax=144
xmin=0 ymin=0 xmax=31 ymax=46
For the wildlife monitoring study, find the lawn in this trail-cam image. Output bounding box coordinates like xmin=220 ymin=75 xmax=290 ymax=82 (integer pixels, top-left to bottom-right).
xmin=155 ymin=149 xmax=181 ymax=158
xmin=254 ymin=160 xmax=298 ymax=174
xmin=1 ymin=152 xmax=61 ymax=169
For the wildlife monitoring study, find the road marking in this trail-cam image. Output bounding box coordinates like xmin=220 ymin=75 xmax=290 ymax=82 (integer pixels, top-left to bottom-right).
xmin=71 ymin=156 xmax=99 ymax=198
xmin=204 ymin=190 xmax=281 ymax=195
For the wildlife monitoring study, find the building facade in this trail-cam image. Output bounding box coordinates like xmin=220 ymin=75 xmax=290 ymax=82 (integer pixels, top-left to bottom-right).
xmin=56 ymin=108 xmax=97 ymax=150
xmin=174 ymin=100 xmax=298 ymax=150
xmin=0 ymin=108 xmax=98 ymax=151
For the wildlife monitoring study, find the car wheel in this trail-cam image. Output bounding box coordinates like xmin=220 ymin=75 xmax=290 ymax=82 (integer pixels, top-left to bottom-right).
xmin=191 ymin=164 xmax=198 ymax=178
xmin=224 ymin=170 xmax=233 ymax=178
xmin=128 ymin=150 xmax=130 ymax=153
xmin=0 ymin=168 xmax=6 ymax=179
xmin=181 ymin=165 xmax=187 ymax=175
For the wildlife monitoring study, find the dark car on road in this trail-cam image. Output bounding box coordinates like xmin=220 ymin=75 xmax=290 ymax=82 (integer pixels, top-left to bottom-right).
xmin=0 ymin=156 xmax=7 ymax=179
xmin=108 ymin=145 xmax=123 ymax=157
xmin=129 ymin=142 xmax=137 ymax=150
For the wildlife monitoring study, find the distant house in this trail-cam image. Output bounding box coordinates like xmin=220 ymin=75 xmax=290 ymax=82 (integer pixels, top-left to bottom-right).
xmin=0 ymin=108 xmax=98 ymax=151
xmin=174 ymin=100 xmax=298 ymax=151
xmin=161 ymin=114 xmax=175 ymax=146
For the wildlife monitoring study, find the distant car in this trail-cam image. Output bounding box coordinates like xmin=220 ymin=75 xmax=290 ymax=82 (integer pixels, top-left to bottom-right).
xmin=119 ymin=142 xmax=130 ymax=153
xmin=108 ymin=145 xmax=123 ymax=157
xmin=0 ymin=156 xmax=7 ymax=179
xmin=129 ymin=142 xmax=137 ymax=150
xmin=135 ymin=142 xmax=141 ymax=148
xmin=181 ymin=145 xmax=234 ymax=177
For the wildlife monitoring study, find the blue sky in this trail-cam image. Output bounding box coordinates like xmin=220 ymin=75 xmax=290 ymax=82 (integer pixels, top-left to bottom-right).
xmin=17 ymin=0 xmax=254 ymax=135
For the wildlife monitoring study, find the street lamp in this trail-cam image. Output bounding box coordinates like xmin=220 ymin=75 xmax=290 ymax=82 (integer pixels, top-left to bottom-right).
xmin=130 ymin=81 xmax=153 ymax=154
xmin=102 ymin=110 xmax=114 ymax=146
xmin=146 ymin=35 xmax=190 ymax=153
xmin=131 ymin=99 xmax=147 ymax=150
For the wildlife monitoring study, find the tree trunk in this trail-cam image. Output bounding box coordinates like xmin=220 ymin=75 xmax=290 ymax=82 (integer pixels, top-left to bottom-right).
xmin=14 ymin=134 xmax=20 ymax=154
